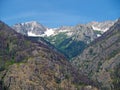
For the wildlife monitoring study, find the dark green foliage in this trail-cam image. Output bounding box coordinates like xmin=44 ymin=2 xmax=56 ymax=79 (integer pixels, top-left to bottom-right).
xmin=94 ymin=30 xmax=102 ymax=35
xmin=89 ymin=48 xmax=96 ymax=55
xmin=58 ymin=39 xmax=86 ymax=59
xmin=55 ymin=78 xmax=61 ymax=84
xmin=89 ymin=48 xmax=93 ymax=54
xmin=46 ymin=34 xmax=87 ymax=59
xmin=65 ymin=73 xmax=71 ymax=79
xmin=0 ymin=66 xmax=5 ymax=72
xmin=45 ymin=32 xmax=68 ymax=47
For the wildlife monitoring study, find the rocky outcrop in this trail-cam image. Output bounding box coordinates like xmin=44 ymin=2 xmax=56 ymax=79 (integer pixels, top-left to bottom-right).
xmin=72 ymin=19 xmax=120 ymax=90
xmin=12 ymin=21 xmax=46 ymax=36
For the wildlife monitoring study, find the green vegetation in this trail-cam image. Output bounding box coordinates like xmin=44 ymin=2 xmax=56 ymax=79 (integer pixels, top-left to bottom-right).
xmin=45 ymin=33 xmax=87 ymax=59
xmin=94 ymin=30 xmax=102 ymax=35
xmin=57 ymin=39 xmax=86 ymax=59
xmin=45 ymin=32 xmax=68 ymax=46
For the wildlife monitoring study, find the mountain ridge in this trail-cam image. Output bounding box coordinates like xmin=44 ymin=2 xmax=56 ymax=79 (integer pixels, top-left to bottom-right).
xmin=72 ymin=19 xmax=120 ymax=90
xmin=12 ymin=20 xmax=116 ymax=37
xmin=12 ymin=19 xmax=116 ymax=59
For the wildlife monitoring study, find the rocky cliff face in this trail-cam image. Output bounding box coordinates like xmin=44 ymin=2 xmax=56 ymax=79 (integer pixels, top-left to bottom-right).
xmin=12 ymin=21 xmax=46 ymax=36
xmin=0 ymin=21 xmax=99 ymax=90
xmin=72 ymin=19 xmax=120 ymax=90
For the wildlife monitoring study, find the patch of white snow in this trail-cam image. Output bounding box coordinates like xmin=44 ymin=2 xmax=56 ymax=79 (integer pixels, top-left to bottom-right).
xmin=27 ymin=31 xmax=42 ymax=37
xmin=92 ymin=26 xmax=109 ymax=32
xmin=92 ymin=26 xmax=101 ymax=31
xmin=97 ymin=34 xmax=101 ymax=37
xmin=45 ymin=28 xmax=55 ymax=36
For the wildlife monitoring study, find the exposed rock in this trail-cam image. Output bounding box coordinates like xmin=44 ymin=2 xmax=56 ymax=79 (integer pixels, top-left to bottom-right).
xmin=12 ymin=21 xmax=46 ymax=36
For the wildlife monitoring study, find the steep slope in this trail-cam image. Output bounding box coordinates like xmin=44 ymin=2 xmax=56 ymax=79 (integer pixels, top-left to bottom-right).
xmin=72 ymin=19 xmax=120 ymax=90
xmin=0 ymin=21 xmax=98 ymax=90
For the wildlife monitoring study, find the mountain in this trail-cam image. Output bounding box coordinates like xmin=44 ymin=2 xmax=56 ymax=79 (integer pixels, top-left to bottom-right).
xmin=72 ymin=19 xmax=120 ymax=90
xmin=12 ymin=22 xmax=98 ymax=59
xmin=12 ymin=20 xmax=116 ymax=59
xmin=45 ymin=25 xmax=97 ymax=59
xmin=87 ymin=20 xmax=116 ymax=38
xmin=87 ymin=20 xmax=116 ymax=32
xmin=0 ymin=21 xmax=99 ymax=90
xmin=13 ymin=21 xmax=46 ymax=36
xmin=12 ymin=21 xmax=56 ymax=37
xmin=12 ymin=20 xmax=116 ymax=37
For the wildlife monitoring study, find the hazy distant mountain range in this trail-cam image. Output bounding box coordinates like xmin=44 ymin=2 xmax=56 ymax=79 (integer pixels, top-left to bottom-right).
xmin=12 ymin=20 xmax=116 ymax=59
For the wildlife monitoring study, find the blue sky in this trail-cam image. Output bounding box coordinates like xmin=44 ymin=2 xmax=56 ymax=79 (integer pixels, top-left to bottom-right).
xmin=0 ymin=0 xmax=120 ymax=27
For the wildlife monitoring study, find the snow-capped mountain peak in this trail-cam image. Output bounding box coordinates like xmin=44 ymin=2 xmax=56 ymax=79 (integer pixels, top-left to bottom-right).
xmin=12 ymin=20 xmax=116 ymax=38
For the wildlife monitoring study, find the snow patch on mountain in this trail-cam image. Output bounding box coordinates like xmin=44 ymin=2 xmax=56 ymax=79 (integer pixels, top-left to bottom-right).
xmin=59 ymin=29 xmax=69 ymax=33
xmin=45 ymin=28 xmax=55 ymax=36
xmin=92 ymin=26 xmax=109 ymax=32
xmin=88 ymin=20 xmax=116 ymax=32
xmin=27 ymin=31 xmax=42 ymax=37
xmin=96 ymin=34 xmax=101 ymax=37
